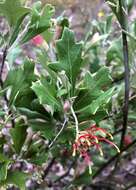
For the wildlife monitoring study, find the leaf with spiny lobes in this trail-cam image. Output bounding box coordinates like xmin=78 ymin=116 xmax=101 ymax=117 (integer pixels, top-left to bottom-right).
xmin=0 ymin=154 xmax=11 ymax=182
xmin=74 ymin=67 xmax=112 ymax=110
xmin=10 ymin=119 xmax=27 ymax=154
xmin=4 ymin=60 xmax=36 ymax=107
xmin=1 ymin=171 xmax=28 ymax=190
xmin=31 ymin=79 xmax=62 ymax=114
xmin=93 ymin=67 xmax=112 ymax=88
xmin=76 ymin=87 xmax=115 ymax=117
xmin=0 ymin=0 xmax=30 ymax=27
xmin=21 ymin=3 xmax=55 ymax=43
xmin=49 ymin=27 xmax=83 ymax=96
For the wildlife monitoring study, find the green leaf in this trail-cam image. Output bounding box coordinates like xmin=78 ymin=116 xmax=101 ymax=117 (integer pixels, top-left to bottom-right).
xmin=21 ymin=3 xmax=55 ymax=43
xmin=4 ymin=60 xmax=36 ymax=107
xmin=49 ymin=27 xmax=82 ymax=95
xmin=30 ymin=120 xmax=54 ymax=140
xmin=74 ymin=67 xmax=112 ymax=110
xmin=0 ymin=154 xmax=10 ymax=182
xmin=31 ymin=79 xmax=61 ymax=113
xmin=105 ymin=14 xmax=113 ymax=33
xmin=30 ymin=152 xmax=48 ymax=165
xmin=0 ymin=162 xmax=9 ymax=182
xmin=0 ymin=153 xmax=10 ymax=163
xmin=128 ymin=113 xmax=136 ymax=122
xmin=77 ymin=87 xmax=115 ymax=117
xmin=0 ymin=0 xmax=30 ymax=27
xmin=10 ymin=119 xmax=27 ymax=153
xmin=107 ymin=38 xmax=123 ymax=63
xmin=73 ymin=169 xmax=92 ymax=186
xmin=93 ymin=67 xmax=112 ymax=88
xmin=84 ymin=67 xmax=112 ymax=96
xmin=4 ymin=171 xmax=28 ymax=190
xmin=18 ymin=107 xmax=47 ymax=120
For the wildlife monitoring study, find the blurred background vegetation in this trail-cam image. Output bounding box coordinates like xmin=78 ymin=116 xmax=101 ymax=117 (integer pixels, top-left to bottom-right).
xmin=29 ymin=0 xmax=104 ymax=39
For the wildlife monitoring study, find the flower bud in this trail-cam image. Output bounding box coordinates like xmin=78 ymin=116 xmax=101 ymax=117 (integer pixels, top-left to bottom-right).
xmin=63 ymin=100 xmax=70 ymax=112
xmin=32 ymin=35 xmax=44 ymax=46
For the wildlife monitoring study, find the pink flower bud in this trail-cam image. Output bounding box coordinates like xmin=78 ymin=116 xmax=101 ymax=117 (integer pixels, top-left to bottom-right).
xmin=63 ymin=100 xmax=70 ymax=112
xmin=32 ymin=35 xmax=44 ymax=46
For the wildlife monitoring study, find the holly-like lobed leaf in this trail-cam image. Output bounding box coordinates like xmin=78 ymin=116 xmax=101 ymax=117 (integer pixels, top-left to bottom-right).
xmin=31 ymin=79 xmax=61 ymax=114
xmin=74 ymin=67 xmax=112 ymax=110
xmin=0 ymin=154 xmax=10 ymax=182
xmin=0 ymin=0 xmax=30 ymax=27
xmin=4 ymin=60 xmax=36 ymax=107
xmin=49 ymin=27 xmax=83 ymax=95
xmin=77 ymin=87 xmax=115 ymax=117
xmin=10 ymin=119 xmax=27 ymax=154
xmin=2 ymin=171 xmax=28 ymax=190
xmin=29 ymin=120 xmax=54 ymax=140
xmin=21 ymin=3 xmax=55 ymax=43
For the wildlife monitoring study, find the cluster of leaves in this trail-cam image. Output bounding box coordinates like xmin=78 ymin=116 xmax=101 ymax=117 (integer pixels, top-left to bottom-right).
xmin=0 ymin=0 xmax=136 ymax=189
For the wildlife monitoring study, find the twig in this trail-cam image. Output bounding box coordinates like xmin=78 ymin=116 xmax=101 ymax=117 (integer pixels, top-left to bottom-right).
xmin=112 ymin=75 xmax=124 ymax=84
xmin=48 ymin=117 xmax=68 ymax=148
xmin=111 ymin=0 xmax=130 ymax=172
xmin=0 ymin=45 xmax=15 ymax=127
xmin=129 ymin=94 xmax=136 ymax=101
xmin=118 ymin=0 xmax=130 ymax=151
xmin=122 ymin=29 xmax=136 ymax=41
xmin=92 ymin=138 xmax=136 ymax=179
xmin=124 ymin=182 xmax=136 ymax=190
xmin=83 ymin=181 xmax=117 ymax=190
xmin=0 ymin=45 xmax=8 ymax=81
xmin=54 ymin=160 xmax=76 ymax=183
xmin=42 ymin=157 xmax=56 ymax=180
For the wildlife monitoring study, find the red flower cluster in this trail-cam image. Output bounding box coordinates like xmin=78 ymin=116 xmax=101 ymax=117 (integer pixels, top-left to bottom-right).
xmin=72 ymin=124 xmax=120 ymax=174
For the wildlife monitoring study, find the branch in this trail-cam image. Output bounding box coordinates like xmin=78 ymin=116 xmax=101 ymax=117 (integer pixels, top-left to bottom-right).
xmin=0 ymin=46 xmax=8 ymax=87
xmin=124 ymin=182 xmax=136 ymax=190
xmin=92 ymin=138 xmax=136 ymax=179
xmin=0 ymin=45 xmax=15 ymax=127
xmin=42 ymin=157 xmax=56 ymax=180
xmin=54 ymin=160 xmax=76 ymax=183
xmin=118 ymin=0 xmax=130 ymax=151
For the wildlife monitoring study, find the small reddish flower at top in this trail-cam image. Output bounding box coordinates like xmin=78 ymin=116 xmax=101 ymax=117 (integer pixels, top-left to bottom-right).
xmin=32 ymin=35 xmax=44 ymax=46
xmin=72 ymin=124 xmax=120 ymax=174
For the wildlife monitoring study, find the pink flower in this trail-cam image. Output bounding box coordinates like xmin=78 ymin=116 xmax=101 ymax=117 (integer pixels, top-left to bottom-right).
xmin=32 ymin=35 xmax=44 ymax=46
